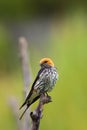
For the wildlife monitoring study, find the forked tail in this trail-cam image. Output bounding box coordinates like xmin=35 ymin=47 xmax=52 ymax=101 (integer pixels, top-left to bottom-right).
xmin=19 ymin=106 xmax=29 ymax=120
xmin=19 ymin=95 xmax=40 ymax=119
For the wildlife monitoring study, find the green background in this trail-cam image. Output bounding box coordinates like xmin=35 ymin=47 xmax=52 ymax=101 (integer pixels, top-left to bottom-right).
xmin=0 ymin=1 xmax=87 ymax=130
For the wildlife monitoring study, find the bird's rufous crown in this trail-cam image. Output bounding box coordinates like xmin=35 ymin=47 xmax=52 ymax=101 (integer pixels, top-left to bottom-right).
xmin=40 ymin=58 xmax=54 ymax=67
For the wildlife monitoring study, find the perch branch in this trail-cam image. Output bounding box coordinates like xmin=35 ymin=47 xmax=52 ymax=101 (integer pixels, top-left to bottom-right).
xmin=30 ymin=94 xmax=52 ymax=130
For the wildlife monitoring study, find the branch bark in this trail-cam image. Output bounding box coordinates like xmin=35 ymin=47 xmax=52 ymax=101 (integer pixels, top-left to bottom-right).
xmin=30 ymin=94 xmax=52 ymax=130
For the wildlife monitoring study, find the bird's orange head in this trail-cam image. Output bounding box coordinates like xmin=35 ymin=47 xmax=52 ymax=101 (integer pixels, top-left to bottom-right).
xmin=40 ymin=58 xmax=54 ymax=67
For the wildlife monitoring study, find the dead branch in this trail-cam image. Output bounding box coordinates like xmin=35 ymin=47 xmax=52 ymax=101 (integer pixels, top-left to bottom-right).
xmin=30 ymin=94 xmax=52 ymax=130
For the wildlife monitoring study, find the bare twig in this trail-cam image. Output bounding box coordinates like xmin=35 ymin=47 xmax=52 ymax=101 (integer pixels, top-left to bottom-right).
xmin=30 ymin=94 xmax=52 ymax=130
xmin=19 ymin=37 xmax=32 ymax=130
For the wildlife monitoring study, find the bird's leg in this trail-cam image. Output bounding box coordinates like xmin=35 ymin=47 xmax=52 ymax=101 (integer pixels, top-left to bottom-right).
xmin=45 ymin=92 xmax=52 ymax=102
xmin=46 ymin=92 xmax=49 ymax=97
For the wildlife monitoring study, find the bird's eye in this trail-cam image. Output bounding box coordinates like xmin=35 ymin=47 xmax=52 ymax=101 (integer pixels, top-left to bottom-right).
xmin=44 ymin=61 xmax=48 ymax=63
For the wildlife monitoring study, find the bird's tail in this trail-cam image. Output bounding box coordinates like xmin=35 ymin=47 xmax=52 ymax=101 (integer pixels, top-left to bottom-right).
xmin=19 ymin=106 xmax=29 ymax=120
xmin=19 ymin=95 xmax=40 ymax=119
xmin=19 ymin=101 xmax=26 ymax=110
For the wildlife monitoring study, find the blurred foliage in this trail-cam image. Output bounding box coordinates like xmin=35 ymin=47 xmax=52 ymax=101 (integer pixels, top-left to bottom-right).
xmin=0 ymin=4 xmax=87 ymax=130
xmin=0 ymin=25 xmax=19 ymax=76
xmin=43 ymin=13 xmax=87 ymax=130
xmin=0 ymin=0 xmax=87 ymax=19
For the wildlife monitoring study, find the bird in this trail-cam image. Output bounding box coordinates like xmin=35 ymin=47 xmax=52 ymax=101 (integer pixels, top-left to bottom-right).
xmin=19 ymin=58 xmax=58 ymax=119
